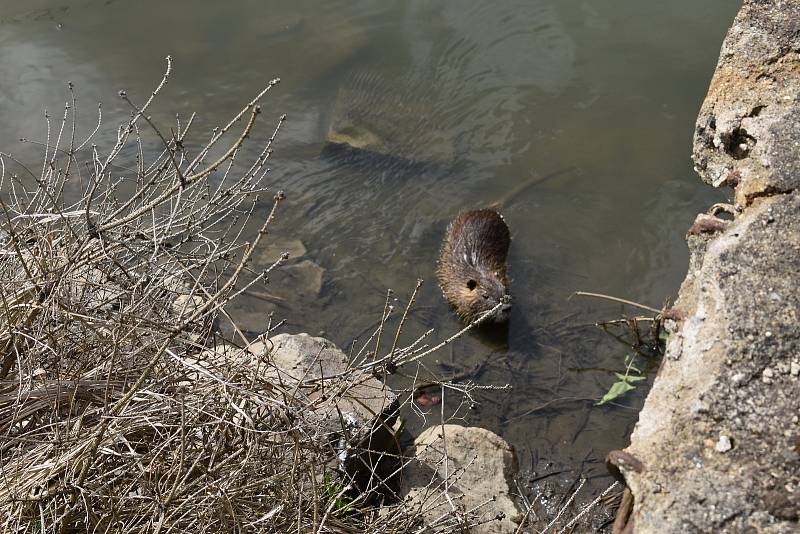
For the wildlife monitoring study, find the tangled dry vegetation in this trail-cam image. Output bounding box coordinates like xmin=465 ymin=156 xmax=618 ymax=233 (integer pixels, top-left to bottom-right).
xmin=0 ymin=58 xmax=505 ymax=533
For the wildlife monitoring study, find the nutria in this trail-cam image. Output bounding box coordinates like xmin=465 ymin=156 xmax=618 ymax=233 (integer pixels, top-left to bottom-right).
xmin=437 ymin=209 xmax=512 ymax=323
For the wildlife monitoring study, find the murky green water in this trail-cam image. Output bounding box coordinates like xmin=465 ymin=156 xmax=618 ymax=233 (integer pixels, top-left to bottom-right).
xmin=0 ymin=0 xmax=740 ymax=518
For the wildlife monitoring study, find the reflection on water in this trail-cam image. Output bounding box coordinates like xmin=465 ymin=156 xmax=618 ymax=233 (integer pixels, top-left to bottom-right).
xmin=0 ymin=0 xmax=739 ymax=510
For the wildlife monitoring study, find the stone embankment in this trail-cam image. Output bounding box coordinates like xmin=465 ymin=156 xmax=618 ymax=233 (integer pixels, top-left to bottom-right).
xmin=615 ymin=1 xmax=800 ymax=532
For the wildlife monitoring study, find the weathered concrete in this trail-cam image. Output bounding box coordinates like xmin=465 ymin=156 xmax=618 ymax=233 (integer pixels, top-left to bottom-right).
xmin=621 ymin=1 xmax=800 ymax=532
xmin=401 ymin=424 xmax=522 ymax=533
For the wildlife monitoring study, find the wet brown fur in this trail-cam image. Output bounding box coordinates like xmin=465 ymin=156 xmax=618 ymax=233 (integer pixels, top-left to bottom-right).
xmin=437 ymin=209 xmax=511 ymax=323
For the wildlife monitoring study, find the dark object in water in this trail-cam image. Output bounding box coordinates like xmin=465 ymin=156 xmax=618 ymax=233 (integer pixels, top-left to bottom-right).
xmin=437 ymin=209 xmax=511 ymax=323
xmin=413 ymin=386 xmax=442 ymax=407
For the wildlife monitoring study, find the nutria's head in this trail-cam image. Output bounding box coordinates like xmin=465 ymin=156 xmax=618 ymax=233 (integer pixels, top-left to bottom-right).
xmin=446 ymin=265 xmax=511 ymax=323
xmin=437 ymin=209 xmax=512 ymax=324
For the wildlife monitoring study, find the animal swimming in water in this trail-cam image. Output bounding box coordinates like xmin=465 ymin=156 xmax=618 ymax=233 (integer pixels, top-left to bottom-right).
xmin=437 ymin=209 xmax=511 ymax=323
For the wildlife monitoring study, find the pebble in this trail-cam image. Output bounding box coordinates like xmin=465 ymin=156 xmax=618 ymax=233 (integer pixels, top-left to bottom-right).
xmin=690 ymin=399 xmax=709 ymax=417
xmin=790 ymin=361 xmax=800 ymax=377
xmin=731 ymin=372 xmax=746 ymax=384
xmin=762 ymin=368 xmax=774 ymax=384
xmin=715 ymin=435 xmax=733 ymax=453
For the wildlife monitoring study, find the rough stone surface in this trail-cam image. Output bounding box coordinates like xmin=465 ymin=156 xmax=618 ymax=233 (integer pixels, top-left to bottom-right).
xmin=401 ymin=424 xmax=522 ymax=533
xmin=253 ymin=333 xmax=398 ymax=433
xmin=194 ymin=334 xmax=400 ymax=491
xmin=623 ymin=2 xmax=800 ymax=531
xmin=692 ymin=0 xmax=800 ymax=206
xmin=624 ymin=193 xmax=800 ymax=532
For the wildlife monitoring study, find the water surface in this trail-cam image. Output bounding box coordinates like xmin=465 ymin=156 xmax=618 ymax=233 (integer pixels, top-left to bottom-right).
xmin=0 ymin=0 xmax=740 ymax=519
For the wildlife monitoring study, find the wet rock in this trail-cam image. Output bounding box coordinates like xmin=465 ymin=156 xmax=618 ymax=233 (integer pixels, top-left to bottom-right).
xmin=282 ymin=259 xmax=324 ymax=298
xmin=401 ymin=424 xmax=522 ymax=533
xmin=623 ymin=3 xmax=800 ymax=531
xmin=259 ymin=259 xmax=324 ymax=302
xmin=324 ymin=71 xmax=455 ymax=165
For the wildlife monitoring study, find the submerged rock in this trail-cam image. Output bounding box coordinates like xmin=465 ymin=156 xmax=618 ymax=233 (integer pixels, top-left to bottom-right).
xmin=622 ymin=2 xmax=800 ymax=532
xmin=278 ymin=259 xmax=324 ymax=299
xmin=400 ymin=424 xmax=522 ymax=533
xmin=257 ymin=236 xmax=307 ymax=266
xmin=223 ymin=259 xmax=325 ymax=334
xmin=324 ymin=71 xmax=456 ymax=165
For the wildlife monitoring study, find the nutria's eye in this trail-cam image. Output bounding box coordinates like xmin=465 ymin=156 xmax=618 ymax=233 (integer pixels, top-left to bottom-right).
xmin=466 ymin=279 xmax=477 ymax=290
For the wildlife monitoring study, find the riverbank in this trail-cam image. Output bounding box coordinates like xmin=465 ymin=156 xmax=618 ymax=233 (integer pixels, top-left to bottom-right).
xmin=615 ymin=1 xmax=800 ymax=531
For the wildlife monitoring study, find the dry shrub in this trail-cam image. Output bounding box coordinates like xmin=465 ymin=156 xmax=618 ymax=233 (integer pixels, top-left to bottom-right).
xmin=0 ymin=58 xmax=505 ymax=533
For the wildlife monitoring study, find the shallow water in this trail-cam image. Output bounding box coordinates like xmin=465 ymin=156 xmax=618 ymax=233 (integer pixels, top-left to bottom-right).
xmin=0 ymin=0 xmax=740 ymax=517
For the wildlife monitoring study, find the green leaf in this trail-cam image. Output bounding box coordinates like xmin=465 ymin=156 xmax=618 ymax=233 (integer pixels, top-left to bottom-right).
xmin=623 ymin=354 xmax=641 ymax=373
xmin=597 ymin=380 xmax=636 ymax=405
xmin=615 ymin=372 xmax=647 ymax=382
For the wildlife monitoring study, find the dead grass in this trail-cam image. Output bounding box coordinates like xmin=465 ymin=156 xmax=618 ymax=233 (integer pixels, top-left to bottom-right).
xmin=0 ymin=57 xmax=508 ymax=533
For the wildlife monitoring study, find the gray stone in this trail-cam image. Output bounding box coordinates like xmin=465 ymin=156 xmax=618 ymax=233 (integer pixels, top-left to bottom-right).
xmin=714 ymin=435 xmax=733 ymax=453
xmin=172 ymin=293 xmax=204 ymax=320
xmin=623 ymin=192 xmax=800 ymax=533
xmin=189 ymin=334 xmax=399 ymax=479
xmin=401 ymin=424 xmax=522 ymax=533
xmin=692 ymin=0 xmax=800 ymax=207
xmin=224 ymin=260 xmax=324 ymax=334
xmin=280 ymin=260 xmax=324 ymax=299
xmin=249 ymin=334 xmax=400 ymax=491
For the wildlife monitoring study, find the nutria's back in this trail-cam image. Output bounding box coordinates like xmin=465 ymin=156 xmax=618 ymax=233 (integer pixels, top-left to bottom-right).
xmin=437 ymin=209 xmax=511 ymax=323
